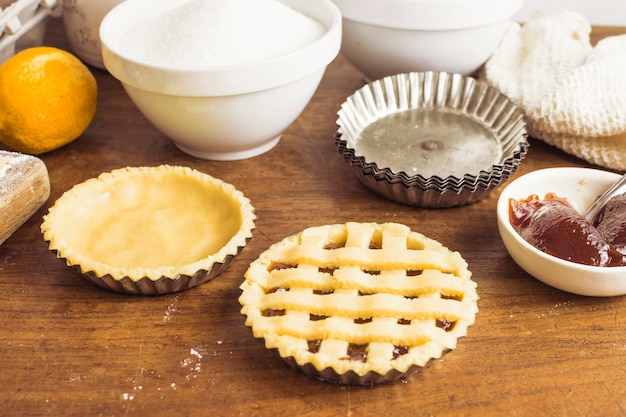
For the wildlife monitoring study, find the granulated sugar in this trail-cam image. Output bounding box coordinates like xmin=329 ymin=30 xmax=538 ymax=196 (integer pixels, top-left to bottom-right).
xmin=123 ymin=0 xmax=327 ymax=68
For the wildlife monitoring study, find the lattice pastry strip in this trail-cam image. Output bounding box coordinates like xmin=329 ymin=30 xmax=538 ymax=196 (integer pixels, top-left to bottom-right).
xmin=239 ymin=222 xmax=479 ymax=384
xmin=262 ymin=267 xmax=471 ymax=297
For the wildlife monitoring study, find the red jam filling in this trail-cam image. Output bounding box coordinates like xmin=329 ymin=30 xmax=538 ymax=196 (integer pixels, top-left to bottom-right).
xmin=344 ymin=343 xmax=368 ymax=362
xmin=594 ymin=193 xmax=626 ymax=254
xmin=509 ymin=193 xmax=626 ymax=267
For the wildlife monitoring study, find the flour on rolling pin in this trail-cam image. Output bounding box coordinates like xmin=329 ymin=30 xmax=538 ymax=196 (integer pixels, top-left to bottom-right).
xmin=0 ymin=151 xmax=50 ymax=245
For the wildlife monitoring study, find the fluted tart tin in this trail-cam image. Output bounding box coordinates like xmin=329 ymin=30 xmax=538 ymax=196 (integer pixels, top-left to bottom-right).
xmin=336 ymin=71 xmax=528 ymax=208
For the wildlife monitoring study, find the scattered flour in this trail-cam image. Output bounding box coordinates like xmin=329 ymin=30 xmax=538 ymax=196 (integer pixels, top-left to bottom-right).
xmin=0 ymin=151 xmax=29 ymax=204
xmin=123 ymin=0 xmax=327 ymax=68
xmin=0 ymin=159 xmax=7 ymax=177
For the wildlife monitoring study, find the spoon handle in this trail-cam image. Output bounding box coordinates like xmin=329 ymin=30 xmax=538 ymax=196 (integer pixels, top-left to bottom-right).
xmin=582 ymin=173 xmax=626 ymax=222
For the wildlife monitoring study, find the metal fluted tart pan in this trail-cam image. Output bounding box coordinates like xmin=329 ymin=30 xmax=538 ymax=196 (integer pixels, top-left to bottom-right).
xmin=335 ymin=71 xmax=528 ymax=208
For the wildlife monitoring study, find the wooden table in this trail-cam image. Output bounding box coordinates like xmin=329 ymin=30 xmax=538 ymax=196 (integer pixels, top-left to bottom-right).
xmin=1 ymin=17 xmax=625 ymax=417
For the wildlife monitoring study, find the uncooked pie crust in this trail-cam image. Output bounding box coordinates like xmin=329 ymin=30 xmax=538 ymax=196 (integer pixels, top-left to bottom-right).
xmin=239 ymin=222 xmax=478 ymax=384
xmin=41 ymin=165 xmax=255 ymax=286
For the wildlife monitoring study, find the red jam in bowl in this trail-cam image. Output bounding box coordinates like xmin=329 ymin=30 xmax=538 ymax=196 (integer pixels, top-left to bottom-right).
xmin=509 ymin=193 xmax=626 ymax=267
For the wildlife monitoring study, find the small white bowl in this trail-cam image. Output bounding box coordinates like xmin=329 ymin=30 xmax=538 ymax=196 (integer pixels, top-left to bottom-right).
xmin=100 ymin=0 xmax=342 ymax=160
xmin=62 ymin=0 xmax=124 ymax=69
xmin=332 ymin=0 xmax=522 ymax=80
xmin=497 ymin=167 xmax=626 ymax=297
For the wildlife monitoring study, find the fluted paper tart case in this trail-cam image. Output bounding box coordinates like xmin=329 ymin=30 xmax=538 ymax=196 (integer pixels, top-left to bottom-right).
xmin=41 ymin=165 xmax=255 ymax=295
xmin=335 ymin=71 xmax=529 ymax=208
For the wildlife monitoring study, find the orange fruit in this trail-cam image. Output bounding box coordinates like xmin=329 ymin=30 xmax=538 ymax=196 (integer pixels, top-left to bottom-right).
xmin=0 ymin=46 xmax=97 ymax=154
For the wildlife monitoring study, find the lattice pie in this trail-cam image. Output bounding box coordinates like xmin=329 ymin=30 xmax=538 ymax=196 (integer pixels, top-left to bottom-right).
xmin=239 ymin=222 xmax=478 ymax=384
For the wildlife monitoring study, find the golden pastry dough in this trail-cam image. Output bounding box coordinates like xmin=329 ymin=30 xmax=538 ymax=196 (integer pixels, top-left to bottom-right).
xmin=42 ymin=165 xmax=255 ymax=283
xmin=239 ymin=222 xmax=478 ymax=383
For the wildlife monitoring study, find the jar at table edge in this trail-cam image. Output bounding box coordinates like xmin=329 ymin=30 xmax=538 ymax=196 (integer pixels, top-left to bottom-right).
xmin=62 ymin=0 xmax=125 ymax=69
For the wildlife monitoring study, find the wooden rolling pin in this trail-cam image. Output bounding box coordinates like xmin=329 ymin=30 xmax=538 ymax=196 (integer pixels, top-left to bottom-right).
xmin=0 ymin=150 xmax=50 ymax=245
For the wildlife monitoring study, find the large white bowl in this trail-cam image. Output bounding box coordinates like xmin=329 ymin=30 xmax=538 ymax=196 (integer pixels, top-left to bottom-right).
xmin=332 ymin=0 xmax=522 ymax=80
xmin=100 ymin=0 xmax=342 ymax=160
xmin=497 ymin=167 xmax=626 ymax=297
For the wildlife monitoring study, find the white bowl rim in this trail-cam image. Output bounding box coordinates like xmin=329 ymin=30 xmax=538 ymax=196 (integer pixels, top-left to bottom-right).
xmin=332 ymin=0 xmax=524 ymax=30
xmin=100 ymin=0 xmax=342 ymax=96
xmin=497 ymin=167 xmax=626 ymax=296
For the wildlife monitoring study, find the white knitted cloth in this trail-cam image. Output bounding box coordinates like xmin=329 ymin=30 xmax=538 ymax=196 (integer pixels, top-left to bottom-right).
xmin=481 ymin=11 xmax=626 ymax=170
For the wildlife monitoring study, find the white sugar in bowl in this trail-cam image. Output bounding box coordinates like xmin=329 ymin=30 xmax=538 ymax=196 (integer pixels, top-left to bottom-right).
xmin=100 ymin=0 xmax=342 ymax=160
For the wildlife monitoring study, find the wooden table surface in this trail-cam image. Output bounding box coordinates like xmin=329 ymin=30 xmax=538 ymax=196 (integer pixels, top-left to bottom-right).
xmin=1 ymin=17 xmax=625 ymax=417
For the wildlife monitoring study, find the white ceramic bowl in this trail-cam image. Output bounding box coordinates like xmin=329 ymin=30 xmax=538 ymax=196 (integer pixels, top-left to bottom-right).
xmin=62 ymin=0 xmax=124 ymax=69
xmin=497 ymin=167 xmax=626 ymax=297
xmin=100 ymin=0 xmax=342 ymax=160
xmin=332 ymin=0 xmax=522 ymax=80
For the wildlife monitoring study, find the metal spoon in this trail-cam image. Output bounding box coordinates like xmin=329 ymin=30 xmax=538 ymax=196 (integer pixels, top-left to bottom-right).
xmin=582 ymin=172 xmax=626 ymax=222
